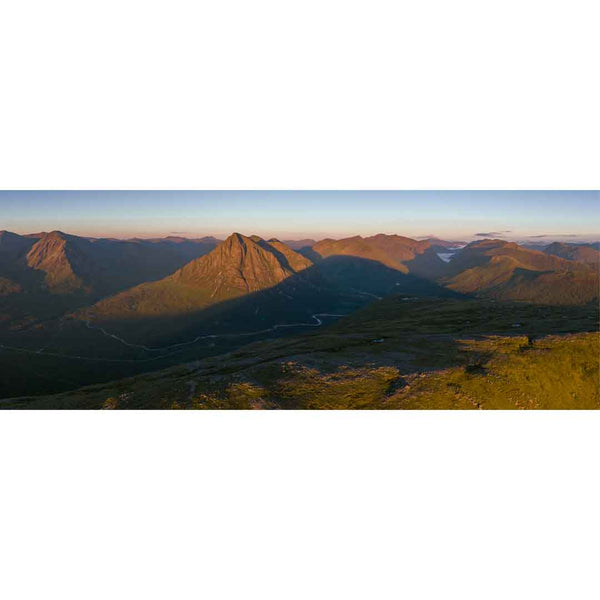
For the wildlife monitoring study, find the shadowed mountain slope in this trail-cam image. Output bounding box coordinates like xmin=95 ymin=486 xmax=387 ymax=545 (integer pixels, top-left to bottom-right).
xmin=0 ymin=230 xmax=37 ymax=258
xmin=304 ymin=234 xmax=447 ymax=279
xmin=0 ymin=231 xmax=38 ymax=294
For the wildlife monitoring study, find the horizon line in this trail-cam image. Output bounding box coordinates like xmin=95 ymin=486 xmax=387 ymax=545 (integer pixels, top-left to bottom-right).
xmin=2 ymin=228 xmax=599 ymax=244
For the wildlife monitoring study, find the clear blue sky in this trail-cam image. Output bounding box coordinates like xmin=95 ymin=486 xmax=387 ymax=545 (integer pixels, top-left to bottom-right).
xmin=0 ymin=191 xmax=598 ymax=242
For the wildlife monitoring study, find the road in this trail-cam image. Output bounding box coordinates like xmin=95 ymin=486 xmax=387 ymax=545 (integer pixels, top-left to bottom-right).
xmin=0 ymin=313 xmax=347 ymax=363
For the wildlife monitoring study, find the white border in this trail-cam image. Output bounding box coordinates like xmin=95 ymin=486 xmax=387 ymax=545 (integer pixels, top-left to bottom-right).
xmin=1 ymin=412 xmax=599 ymax=600
xmin=0 ymin=1 xmax=598 ymax=598
xmin=0 ymin=0 xmax=598 ymax=190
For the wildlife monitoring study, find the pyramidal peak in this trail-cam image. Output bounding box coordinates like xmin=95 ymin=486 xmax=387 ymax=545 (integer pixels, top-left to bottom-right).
xmin=83 ymin=234 xmax=318 ymax=323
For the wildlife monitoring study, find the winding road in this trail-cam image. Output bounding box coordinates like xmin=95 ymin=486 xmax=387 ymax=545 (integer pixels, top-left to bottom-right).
xmin=1 ymin=287 xmax=382 ymax=364
xmin=0 ymin=313 xmax=347 ymax=363
xmin=85 ymin=313 xmax=347 ymax=353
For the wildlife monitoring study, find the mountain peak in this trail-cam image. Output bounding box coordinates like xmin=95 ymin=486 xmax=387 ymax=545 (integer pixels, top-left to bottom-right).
xmin=173 ymin=233 xmax=313 ymax=287
xmin=45 ymin=230 xmax=69 ymax=240
xmin=85 ymin=235 xmax=318 ymax=323
xmin=425 ymin=237 xmax=467 ymax=249
xmin=26 ymin=230 xmax=88 ymax=293
xmin=225 ymin=232 xmax=252 ymax=245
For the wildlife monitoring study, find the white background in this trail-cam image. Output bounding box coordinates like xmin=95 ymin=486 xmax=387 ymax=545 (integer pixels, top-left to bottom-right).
xmin=0 ymin=1 xmax=599 ymax=599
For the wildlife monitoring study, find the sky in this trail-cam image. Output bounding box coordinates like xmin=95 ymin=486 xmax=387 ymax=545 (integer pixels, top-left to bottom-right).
xmin=0 ymin=191 xmax=598 ymax=242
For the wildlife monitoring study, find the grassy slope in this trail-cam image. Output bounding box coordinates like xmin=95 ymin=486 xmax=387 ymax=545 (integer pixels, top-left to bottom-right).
xmin=5 ymin=298 xmax=598 ymax=410
xmin=388 ymin=333 xmax=599 ymax=410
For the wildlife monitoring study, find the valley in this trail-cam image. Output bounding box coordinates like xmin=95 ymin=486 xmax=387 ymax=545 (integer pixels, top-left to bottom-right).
xmin=0 ymin=228 xmax=598 ymax=407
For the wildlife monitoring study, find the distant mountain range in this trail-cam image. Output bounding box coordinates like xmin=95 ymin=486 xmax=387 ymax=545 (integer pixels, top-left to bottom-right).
xmin=423 ymin=237 xmax=467 ymax=251
xmin=442 ymin=239 xmax=599 ymax=304
xmin=1 ymin=230 xmax=598 ymax=341
xmin=282 ymin=239 xmax=317 ymax=250
xmin=543 ymin=242 xmax=600 ymax=266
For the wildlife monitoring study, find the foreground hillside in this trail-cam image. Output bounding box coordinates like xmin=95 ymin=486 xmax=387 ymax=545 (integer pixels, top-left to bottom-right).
xmin=4 ymin=298 xmax=598 ymax=409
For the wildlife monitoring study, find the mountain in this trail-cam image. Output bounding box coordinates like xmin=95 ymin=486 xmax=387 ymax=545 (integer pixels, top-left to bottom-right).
xmin=131 ymin=235 xmax=222 ymax=244
xmin=0 ymin=230 xmax=37 ymax=256
xmin=128 ymin=235 xmax=223 ymax=253
xmin=3 ymin=231 xmax=218 ymax=297
xmin=282 ymin=239 xmax=318 ymax=250
xmin=25 ymin=231 xmax=95 ymax=293
xmin=84 ymin=235 xmax=219 ymax=291
xmin=300 ymin=234 xmax=451 ymax=297
xmin=168 ymin=233 xmax=313 ymax=300
xmin=0 ymin=231 xmax=37 ymax=288
xmin=0 ymin=231 xmax=219 ymax=331
xmin=424 ymin=237 xmax=467 ymax=251
xmin=307 ymin=234 xmax=445 ymax=274
xmin=365 ymin=234 xmax=447 ymax=276
xmin=543 ymin=242 xmax=600 ymax=267
xmin=78 ymin=234 xmax=331 ymax=340
xmin=308 ymin=235 xmax=406 ymax=270
xmin=519 ymin=241 xmax=551 ymax=250
xmin=0 ymin=230 xmax=37 ymax=274
xmin=442 ymin=239 xmax=599 ymax=304
xmin=2 ymin=230 xmax=598 ymax=401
